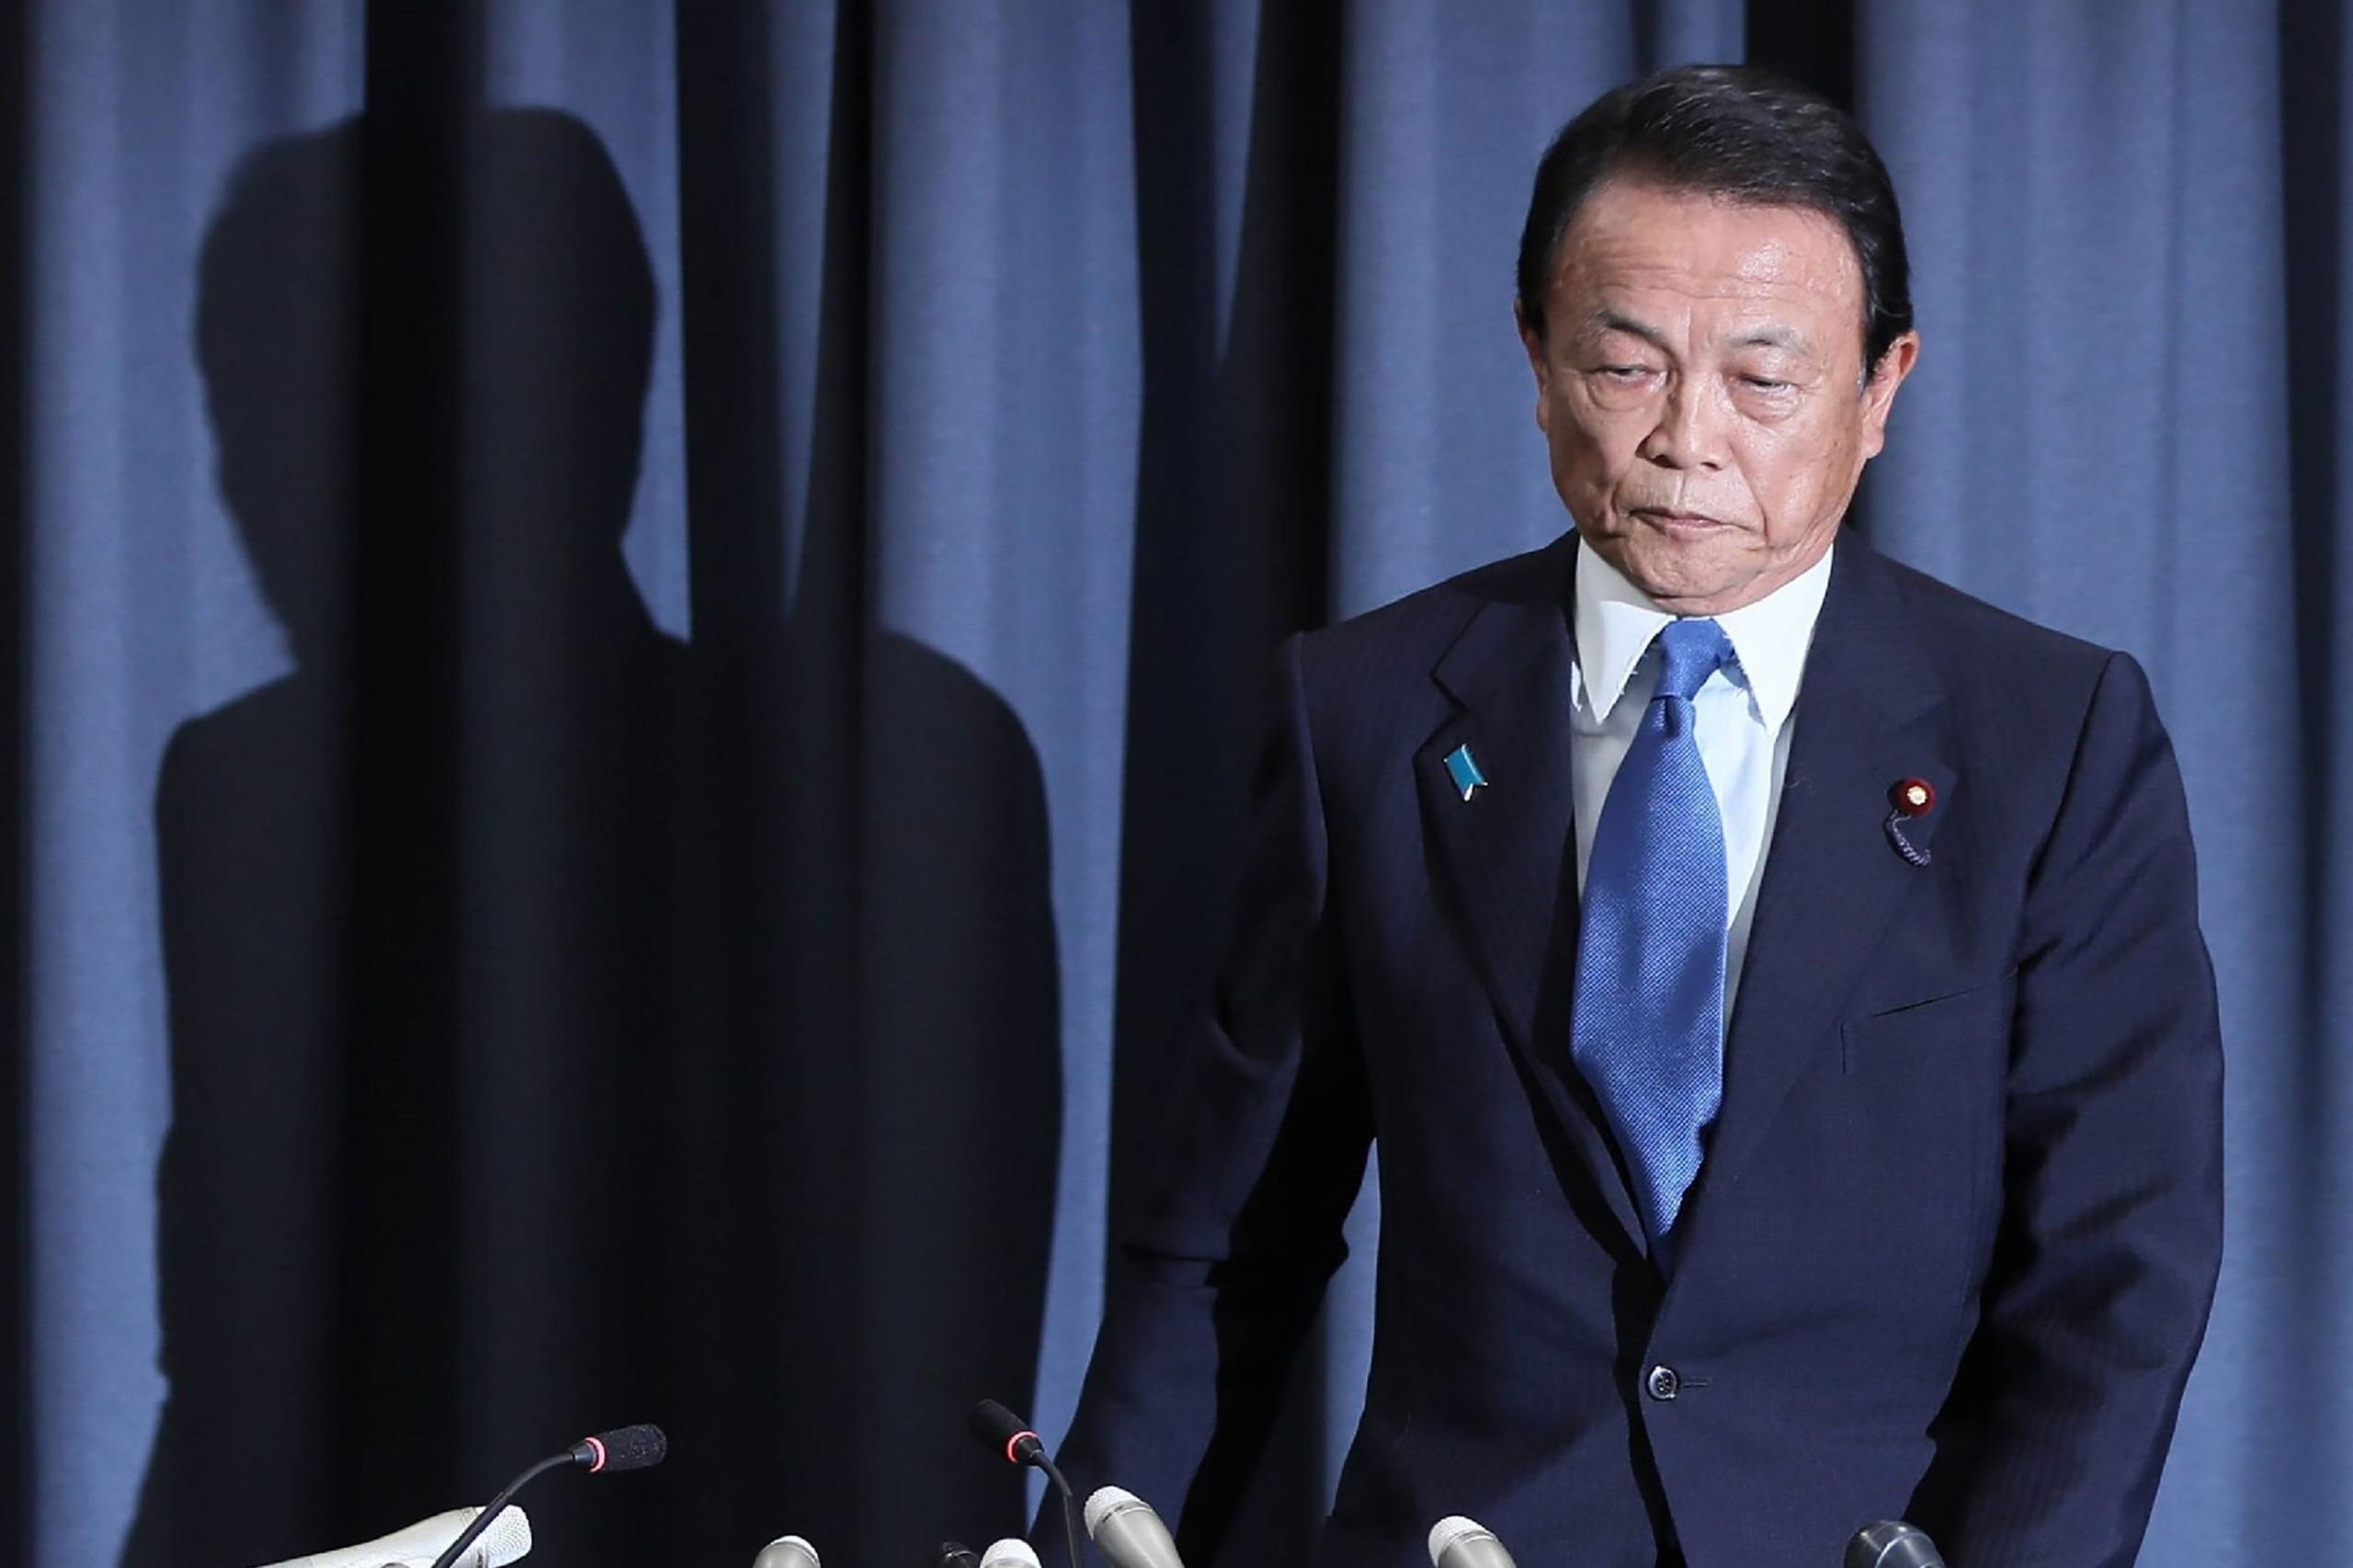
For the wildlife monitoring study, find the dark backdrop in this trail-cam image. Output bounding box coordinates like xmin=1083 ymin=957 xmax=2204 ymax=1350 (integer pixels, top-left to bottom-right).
xmin=1 ymin=4 xmax=2341 ymax=1566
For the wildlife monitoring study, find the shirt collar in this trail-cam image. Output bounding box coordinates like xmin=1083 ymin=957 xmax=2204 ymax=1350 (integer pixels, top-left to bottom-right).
xmin=1571 ymin=534 xmax=1835 ymax=731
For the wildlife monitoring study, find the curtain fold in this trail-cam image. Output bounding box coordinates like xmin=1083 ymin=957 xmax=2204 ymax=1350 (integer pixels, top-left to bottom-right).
xmin=2 ymin=4 xmax=2341 ymax=1565
xmin=1857 ymin=8 xmax=2341 ymax=1558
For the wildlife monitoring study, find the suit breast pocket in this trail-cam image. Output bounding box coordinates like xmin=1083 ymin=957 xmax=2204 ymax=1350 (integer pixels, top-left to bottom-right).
xmin=1836 ymin=971 xmax=2018 ymax=1302
xmin=1841 ymin=969 xmax=2018 ymax=1070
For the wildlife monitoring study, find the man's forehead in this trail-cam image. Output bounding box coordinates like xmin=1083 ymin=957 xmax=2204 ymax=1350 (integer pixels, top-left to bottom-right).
xmin=1573 ymin=303 xmax=1827 ymax=357
xmin=1558 ymin=224 xmax=1860 ymax=307
xmin=1549 ymin=187 xmax=1865 ymax=360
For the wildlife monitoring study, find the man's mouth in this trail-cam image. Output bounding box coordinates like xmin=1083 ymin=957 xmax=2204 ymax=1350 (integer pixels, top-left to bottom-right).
xmin=1631 ymin=506 xmax=1731 ymax=530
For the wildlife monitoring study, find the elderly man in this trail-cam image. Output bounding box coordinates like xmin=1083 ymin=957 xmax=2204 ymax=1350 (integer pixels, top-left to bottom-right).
xmin=1053 ymin=64 xmax=2222 ymax=1568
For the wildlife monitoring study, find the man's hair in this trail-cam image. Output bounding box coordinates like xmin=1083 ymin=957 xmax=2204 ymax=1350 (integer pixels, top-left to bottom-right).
xmin=1516 ymin=63 xmax=1913 ymax=370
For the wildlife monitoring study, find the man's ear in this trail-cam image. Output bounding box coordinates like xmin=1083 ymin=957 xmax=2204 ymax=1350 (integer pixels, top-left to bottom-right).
xmin=1515 ymin=299 xmax=1552 ymax=431
xmin=1859 ymin=330 xmax=1920 ymax=459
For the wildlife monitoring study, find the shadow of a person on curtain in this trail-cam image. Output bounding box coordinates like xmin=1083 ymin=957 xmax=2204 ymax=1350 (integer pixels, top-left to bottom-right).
xmin=123 ymin=102 xmax=1060 ymax=1568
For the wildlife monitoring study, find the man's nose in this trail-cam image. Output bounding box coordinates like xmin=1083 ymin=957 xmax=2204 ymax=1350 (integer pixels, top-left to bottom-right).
xmin=1636 ymin=375 xmax=1727 ymax=470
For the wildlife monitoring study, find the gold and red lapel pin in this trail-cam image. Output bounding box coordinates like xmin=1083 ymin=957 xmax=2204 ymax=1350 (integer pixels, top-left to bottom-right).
xmin=1885 ymin=777 xmax=1935 ymax=868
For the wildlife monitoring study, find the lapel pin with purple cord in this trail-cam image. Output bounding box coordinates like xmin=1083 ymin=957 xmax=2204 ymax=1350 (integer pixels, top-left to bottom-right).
xmin=1885 ymin=777 xmax=1935 ymax=867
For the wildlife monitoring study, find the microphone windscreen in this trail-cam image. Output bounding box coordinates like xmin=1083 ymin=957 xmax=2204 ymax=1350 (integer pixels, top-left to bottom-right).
xmin=265 ymin=1505 xmax=531 ymax=1568
xmin=1427 ymin=1515 xmax=1518 ymax=1568
xmin=753 ymin=1536 xmax=821 ymax=1568
xmin=1083 ymin=1487 xmax=1185 ymax=1568
xmin=1846 ymin=1521 xmax=1946 ymax=1568
xmin=968 ymin=1399 xmax=1031 ymax=1449
xmin=1083 ymin=1485 xmax=1141 ymax=1538
xmin=980 ymin=1540 xmax=1042 ymax=1568
xmin=582 ymin=1424 xmax=668 ymax=1472
xmin=465 ymin=1505 xmax=534 ymax=1567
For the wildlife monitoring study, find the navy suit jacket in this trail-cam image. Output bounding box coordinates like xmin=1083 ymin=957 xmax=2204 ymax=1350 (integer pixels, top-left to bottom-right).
xmin=1055 ymin=533 xmax=2222 ymax=1568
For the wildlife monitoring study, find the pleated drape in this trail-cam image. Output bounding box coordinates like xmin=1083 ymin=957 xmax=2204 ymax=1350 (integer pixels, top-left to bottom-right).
xmin=2 ymin=5 xmax=2341 ymax=1565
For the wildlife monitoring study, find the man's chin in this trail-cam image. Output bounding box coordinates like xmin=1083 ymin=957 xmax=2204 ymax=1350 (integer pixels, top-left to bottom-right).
xmin=1593 ymin=524 xmax=1837 ymax=614
xmin=1600 ymin=538 xmax=1763 ymax=613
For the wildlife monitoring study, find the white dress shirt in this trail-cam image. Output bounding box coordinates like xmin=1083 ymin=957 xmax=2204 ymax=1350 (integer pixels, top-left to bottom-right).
xmin=1569 ymin=536 xmax=1835 ymax=1022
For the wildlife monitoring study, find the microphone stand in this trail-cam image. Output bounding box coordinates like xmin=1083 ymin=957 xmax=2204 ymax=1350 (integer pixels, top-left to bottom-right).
xmin=426 ymin=1453 xmax=576 ymax=1568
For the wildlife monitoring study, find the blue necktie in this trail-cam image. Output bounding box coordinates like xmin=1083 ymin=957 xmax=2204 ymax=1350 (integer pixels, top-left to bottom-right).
xmin=1569 ymin=617 xmax=1735 ymax=1263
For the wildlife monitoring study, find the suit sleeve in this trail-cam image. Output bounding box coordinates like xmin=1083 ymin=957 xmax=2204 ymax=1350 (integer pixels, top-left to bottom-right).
xmin=1915 ymin=651 xmax=2224 ymax=1567
xmin=1044 ymin=631 xmax=1375 ymax=1565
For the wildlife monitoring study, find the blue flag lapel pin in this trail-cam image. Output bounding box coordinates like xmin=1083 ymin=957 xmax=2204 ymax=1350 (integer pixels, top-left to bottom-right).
xmin=1443 ymin=744 xmax=1489 ymax=801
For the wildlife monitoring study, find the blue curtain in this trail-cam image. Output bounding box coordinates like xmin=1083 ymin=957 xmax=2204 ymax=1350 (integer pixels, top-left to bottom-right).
xmin=1 ymin=3 xmax=2340 ymax=1565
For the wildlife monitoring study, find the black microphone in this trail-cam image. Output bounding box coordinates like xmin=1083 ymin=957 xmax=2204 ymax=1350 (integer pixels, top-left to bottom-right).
xmin=967 ymin=1399 xmax=1084 ymax=1568
xmin=570 ymin=1423 xmax=667 ymax=1473
xmin=425 ymin=1424 xmax=668 ymax=1568
xmin=1846 ymin=1521 xmax=1946 ymax=1568
xmin=934 ymin=1545 xmax=983 ymax=1568
xmin=969 ymin=1399 xmax=1054 ymax=1473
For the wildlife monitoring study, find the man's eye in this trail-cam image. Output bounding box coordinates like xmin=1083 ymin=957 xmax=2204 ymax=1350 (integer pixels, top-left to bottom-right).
xmin=1741 ymin=376 xmax=1792 ymax=392
xmin=1597 ymin=365 xmax=1652 ymax=381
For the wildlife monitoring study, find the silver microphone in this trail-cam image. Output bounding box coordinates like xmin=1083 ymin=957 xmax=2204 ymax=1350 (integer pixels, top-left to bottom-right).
xmin=260 ymin=1506 xmax=532 ymax=1568
xmin=1083 ymin=1485 xmax=1186 ymax=1568
xmin=979 ymin=1540 xmax=1042 ymax=1568
xmin=752 ymin=1536 xmax=822 ymax=1568
xmin=1846 ymin=1521 xmax=1945 ymax=1568
xmin=1427 ymin=1515 xmax=1518 ymax=1568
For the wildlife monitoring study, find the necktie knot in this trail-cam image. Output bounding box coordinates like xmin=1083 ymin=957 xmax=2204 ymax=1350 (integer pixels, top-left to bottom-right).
xmin=1653 ymin=618 xmax=1733 ymax=703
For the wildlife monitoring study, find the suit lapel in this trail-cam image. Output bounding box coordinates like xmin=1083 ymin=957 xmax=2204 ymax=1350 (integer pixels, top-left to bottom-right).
xmin=1417 ymin=539 xmax=1646 ymax=1249
xmin=1682 ymin=543 xmax=1953 ymax=1247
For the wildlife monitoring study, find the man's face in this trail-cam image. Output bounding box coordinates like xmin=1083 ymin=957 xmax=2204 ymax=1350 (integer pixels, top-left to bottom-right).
xmin=1518 ymin=178 xmax=1918 ymax=615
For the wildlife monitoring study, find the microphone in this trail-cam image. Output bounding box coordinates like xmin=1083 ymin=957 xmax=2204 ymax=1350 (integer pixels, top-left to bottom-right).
xmin=1846 ymin=1521 xmax=1946 ymax=1568
xmin=933 ymin=1546 xmax=982 ymax=1568
xmin=967 ymin=1398 xmax=1084 ymax=1568
xmin=752 ymin=1537 xmax=822 ymax=1568
xmin=968 ymin=1399 xmax=1055 ymax=1474
xmin=423 ymin=1424 xmax=667 ymax=1568
xmin=981 ymin=1541 xmax=1042 ymax=1568
xmin=1427 ymin=1516 xmax=1518 ymax=1568
xmin=1084 ymin=1486 xmax=1186 ymax=1568
xmin=569 ymin=1424 xmax=667 ymax=1473
xmin=262 ymin=1506 xmax=532 ymax=1568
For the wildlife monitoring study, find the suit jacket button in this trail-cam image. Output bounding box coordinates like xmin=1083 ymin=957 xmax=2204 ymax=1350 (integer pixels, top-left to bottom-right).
xmin=1645 ymin=1364 xmax=1680 ymax=1402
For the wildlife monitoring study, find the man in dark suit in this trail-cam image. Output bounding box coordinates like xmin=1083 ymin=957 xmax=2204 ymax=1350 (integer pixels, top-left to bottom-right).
xmin=1052 ymin=65 xmax=2222 ymax=1568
